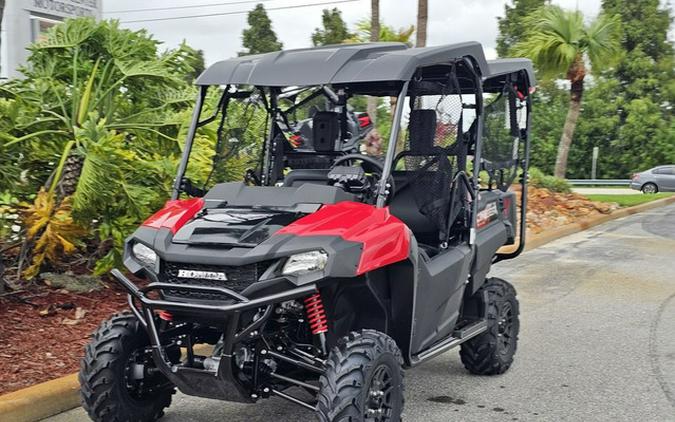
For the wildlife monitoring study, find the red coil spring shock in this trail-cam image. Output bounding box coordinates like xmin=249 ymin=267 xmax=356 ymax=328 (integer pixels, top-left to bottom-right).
xmin=158 ymin=310 xmax=173 ymax=321
xmin=304 ymin=293 xmax=328 ymax=335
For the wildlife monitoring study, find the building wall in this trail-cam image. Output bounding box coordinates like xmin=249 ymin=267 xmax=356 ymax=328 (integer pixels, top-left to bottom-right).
xmin=1 ymin=0 xmax=102 ymax=79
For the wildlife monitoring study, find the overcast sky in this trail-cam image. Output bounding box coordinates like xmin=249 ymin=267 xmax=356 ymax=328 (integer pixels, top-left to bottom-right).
xmin=101 ymin=0 xmax=667 ymax=65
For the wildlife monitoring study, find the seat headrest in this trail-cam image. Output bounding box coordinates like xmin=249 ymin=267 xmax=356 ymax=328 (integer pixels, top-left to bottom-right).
xmin=408 ymin=109 xmax=437 ymax=154
xmin=312 ymin=111 xmax=340 ymax=153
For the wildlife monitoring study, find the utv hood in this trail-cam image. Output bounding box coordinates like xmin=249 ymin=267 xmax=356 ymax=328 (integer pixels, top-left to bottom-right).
xmin=125 ymin=183 xmax=411 ymax=279
xmin=172 ymin=208 xmax=305 ymax=247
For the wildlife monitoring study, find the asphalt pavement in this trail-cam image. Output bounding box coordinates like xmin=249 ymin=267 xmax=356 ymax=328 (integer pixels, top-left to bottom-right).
xmin=47 ymin=204 xmax=675 ymax=422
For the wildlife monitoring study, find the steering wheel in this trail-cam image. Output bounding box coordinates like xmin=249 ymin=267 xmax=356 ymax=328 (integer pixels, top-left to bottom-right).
xmin=331 ymin=154 xmax=395 ymax=203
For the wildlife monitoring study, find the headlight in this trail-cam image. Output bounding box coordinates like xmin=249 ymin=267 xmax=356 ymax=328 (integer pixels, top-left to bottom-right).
xmin=282 ymin=250 xmax=328 ymax=276
xmin=132 ymin=242 xmax=157 ymax=268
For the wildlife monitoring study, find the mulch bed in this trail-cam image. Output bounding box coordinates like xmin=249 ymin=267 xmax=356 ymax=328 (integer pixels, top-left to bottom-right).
xmin=524 ymin=186 xmax=617 ymax=233
xmin=509 ymin=185 xmax=617 ymax=234
xmin=0 ymin=283 xmax=128 ymax=395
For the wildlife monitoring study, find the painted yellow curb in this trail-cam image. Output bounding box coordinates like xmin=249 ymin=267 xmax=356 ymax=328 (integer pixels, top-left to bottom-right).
xmin=0 ymin=373 xmax=79 ymax=422
xmin=1 ymin=196 xmax=673 ymax=422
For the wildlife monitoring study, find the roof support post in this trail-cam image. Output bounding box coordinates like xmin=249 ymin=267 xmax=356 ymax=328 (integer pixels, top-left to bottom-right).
xmin=494 ymin=84 xmax=532 ymax=262
xmin=376 ymin=80 xmax=410 ymax=208
xmin=467 ymin=59 xmax=484 ymax=245
xmin=172 ymin=85 xmax=208 ymax=200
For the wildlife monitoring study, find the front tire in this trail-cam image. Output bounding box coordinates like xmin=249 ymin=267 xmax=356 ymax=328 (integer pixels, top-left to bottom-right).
xmin=317 ymin=329 xmax=404 ymax=422
xmin=642 ymin=182 xmax=658 ymax=194
xmin=79 ymin=312 xmax=175 ymax=422
xmin=460 ymin=278 xmax=519 ymax=375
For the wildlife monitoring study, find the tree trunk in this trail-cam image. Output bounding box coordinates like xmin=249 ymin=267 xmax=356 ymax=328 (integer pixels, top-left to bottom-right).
xmin=370 ymin=0 xmax=380 ymax=43
xmin=416 ymin=0 xmax=428 ymax=48
xmin=554 ymin=78 xmax=584 ymax=178
xmin=367 ymin=0 xmax=380 ymax=125
xmin=58 ymin=154 xmax=84 ymax=199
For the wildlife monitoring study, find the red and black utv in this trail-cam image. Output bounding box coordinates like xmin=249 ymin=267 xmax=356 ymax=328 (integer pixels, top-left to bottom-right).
xmin=80 ymin=42 xmax=535 ymax=421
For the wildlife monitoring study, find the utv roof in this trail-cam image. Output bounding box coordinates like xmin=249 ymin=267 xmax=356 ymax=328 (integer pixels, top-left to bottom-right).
xmin=486 ymin=58 xmax=536 ymax=86
xmin=195 ymin=42 xmax=491 ymax=87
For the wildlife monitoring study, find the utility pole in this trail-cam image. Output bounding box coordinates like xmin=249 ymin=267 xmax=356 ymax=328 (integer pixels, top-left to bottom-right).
xmin=591 ymin=146 xmax=599 ymax=179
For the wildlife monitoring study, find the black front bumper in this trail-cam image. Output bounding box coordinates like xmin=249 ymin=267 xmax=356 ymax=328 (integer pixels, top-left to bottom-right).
xmin=111 ymin=269 xmax=317 ymax=402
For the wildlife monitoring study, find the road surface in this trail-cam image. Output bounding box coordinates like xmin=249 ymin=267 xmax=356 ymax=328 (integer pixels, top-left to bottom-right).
xmin=48 ymin=204 xmax=675 ymax=422
xmin=572 ymin=187 xmax=636 ymax=195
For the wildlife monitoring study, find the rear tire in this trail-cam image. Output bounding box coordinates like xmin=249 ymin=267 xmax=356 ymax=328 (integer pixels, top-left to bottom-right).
xmin=460 ymin=278 xmax=519 ymax=375
xmin=642 ymin=183 xmax=658 ymax=194
xmin=79 ymin=312 xmax=175 ymax=422
xmin=317 ymin=329 xmax=404 ymax=422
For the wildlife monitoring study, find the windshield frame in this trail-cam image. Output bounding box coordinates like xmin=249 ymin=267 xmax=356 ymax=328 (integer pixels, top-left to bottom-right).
xmin=172 ymin=62 xmax=484 ymax=213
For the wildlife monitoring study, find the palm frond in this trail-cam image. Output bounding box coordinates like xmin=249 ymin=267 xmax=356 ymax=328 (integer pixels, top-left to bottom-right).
xmin=584 ymin=14 xmax=622 ymax=72
xmin=513 ymin=5 xmax=621 ymax=80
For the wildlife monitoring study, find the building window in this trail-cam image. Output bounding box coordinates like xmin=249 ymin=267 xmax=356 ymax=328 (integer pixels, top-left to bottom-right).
xmin=30 ymin=15 xmax=62 ymax=43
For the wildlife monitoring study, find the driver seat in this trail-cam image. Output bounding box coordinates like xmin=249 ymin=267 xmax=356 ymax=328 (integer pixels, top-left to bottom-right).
xmin=282 ymin=112 xmax=339 ymax=187
xmin=388 ymin=109 xmax=447 ymax=246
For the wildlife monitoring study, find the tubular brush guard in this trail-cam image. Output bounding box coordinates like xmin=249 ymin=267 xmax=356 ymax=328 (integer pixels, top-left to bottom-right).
xmin=110 ymin=269 xmax=317 ymax=402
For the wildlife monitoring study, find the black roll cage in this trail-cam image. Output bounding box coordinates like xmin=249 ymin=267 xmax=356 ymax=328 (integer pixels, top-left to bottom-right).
xmin=171 ymin=57 xmax=531 ymax=259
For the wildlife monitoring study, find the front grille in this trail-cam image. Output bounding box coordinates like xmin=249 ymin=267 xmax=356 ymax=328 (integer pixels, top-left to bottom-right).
xmin=160 ymin=261 xmax=273 ymax=301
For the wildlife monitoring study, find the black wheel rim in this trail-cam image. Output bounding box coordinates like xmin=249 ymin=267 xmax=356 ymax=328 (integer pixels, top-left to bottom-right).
xmin=497 ymin=302 xmax=514 ymax=354
xmin=124 ymin=349 xmax=166 ymax=402
xmin=364 ymin=364 xmax=395 ymax=421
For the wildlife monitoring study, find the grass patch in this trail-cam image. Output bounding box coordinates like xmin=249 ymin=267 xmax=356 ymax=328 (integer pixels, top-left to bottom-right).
xmin=585 ymin=193 xmax=673 ymax=207
xmin=574 ymin=185 xmax=630 ymax=189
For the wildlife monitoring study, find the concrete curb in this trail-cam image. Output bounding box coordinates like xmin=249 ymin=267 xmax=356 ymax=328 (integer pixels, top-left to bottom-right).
xmin=1 ymin=195 xmax=673 ymax=422
xmin=524 ymin=195 xmax=675 ymax=251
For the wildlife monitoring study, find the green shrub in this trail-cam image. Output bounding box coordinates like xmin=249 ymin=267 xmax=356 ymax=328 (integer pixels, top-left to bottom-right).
xmin=528 ymin=167 xmax=572 ymax=193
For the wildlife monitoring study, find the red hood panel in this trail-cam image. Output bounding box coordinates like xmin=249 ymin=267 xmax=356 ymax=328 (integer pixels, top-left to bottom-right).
xmin=276 ymin=201 xmax=410 ymax=275
xmin=143 ymin=198 xmax=205 ymax=234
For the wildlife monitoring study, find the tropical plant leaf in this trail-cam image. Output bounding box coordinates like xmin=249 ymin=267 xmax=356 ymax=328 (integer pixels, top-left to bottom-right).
xmin=77 ymin=59 xmax=101 ymax=125
xmin=3 ymin=18 xmax=212 ymax=282
xmin=22 ymin=190 xmax=85 ymax=279
xmin=71 ymin=119 xmax=132 ymax=214
xmin=31 ymin=18 xmax=98 ymax=50
xmin=156 ymin=87 xmax=199 ymax=105
xmin=116 ymin=60 xmax=174 ymax=80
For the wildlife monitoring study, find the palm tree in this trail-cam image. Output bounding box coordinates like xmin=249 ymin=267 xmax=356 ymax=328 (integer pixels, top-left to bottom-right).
xmin=348 ymin=20 xmax=415 ymax=127
xmin=514 ymin=6 xmax=620 ymax=178
xmin=348 ymin=20 xmax=415 ymax=46
xmin=370 ymin=0 xmax=380 ymax=43
xmin=416 ymin=0 xmax=428 ymax=48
